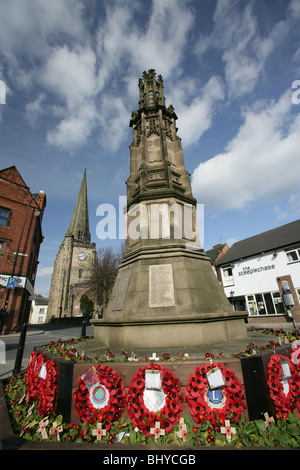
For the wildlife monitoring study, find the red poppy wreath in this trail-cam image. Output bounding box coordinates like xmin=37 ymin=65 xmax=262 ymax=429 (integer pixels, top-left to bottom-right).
xmin=185 ymin=362 xmax=246 ymax=426
xmin=26 ymin=351 xmax=45 ymax=402
xmin=36 ymin=359 xmax=57 ymax=417
xmin=73 ymin=365 xmax=127 ymax=430
xmin=26 ymin=352 xmax=57 ymax=416
xmin=267 ymin=349 xmax=300 ymax=415
xmin=127 ymin=364 xmax=183 ymax=437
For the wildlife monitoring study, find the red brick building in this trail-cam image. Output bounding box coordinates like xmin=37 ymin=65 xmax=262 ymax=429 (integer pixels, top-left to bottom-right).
xmin=0 ymin=166 xmax=46 ymax=334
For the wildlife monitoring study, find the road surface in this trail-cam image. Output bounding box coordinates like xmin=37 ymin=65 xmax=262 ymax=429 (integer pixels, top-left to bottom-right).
xmin=0 ymin=323 xmax=94 ymax=380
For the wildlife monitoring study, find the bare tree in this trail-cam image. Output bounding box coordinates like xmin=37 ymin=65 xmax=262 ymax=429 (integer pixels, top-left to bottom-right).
xmin=87 ymin=245 xmax=124 ymax=309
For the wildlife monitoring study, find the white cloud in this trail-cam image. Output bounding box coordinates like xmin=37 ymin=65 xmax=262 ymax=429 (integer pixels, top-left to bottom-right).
xmin=172 ymin=75 xmax=225 ymax=146
xmin=36 ymin=266 xmax=53 ymax=279
xmin=195 ymin=0 xmax=288 ymax=98
xmin=40 ymin=44 xmax=99 ymax=149
xmin=0 ymin=0 xmax=87 ymax=89
xmin=192 ymin=90 xmax=300 ymax=212
xmin=47 ymin=102 xmax=99 ymax=150
xmin=41 ymin=45 xmax=97 ymax=111
xmin=97 ymin=94 xmax=129 ymax=151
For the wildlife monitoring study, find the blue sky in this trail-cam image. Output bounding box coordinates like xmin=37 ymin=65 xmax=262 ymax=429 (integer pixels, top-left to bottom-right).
xmin=0 ymin=0 xmax=300 ymax=297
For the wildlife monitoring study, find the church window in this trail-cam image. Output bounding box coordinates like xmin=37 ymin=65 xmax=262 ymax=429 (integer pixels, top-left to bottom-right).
xmin=78 ymin=268 xmax=83 ymax=278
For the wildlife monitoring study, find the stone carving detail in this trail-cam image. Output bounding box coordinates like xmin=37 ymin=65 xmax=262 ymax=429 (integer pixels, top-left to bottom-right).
xmin=147 ymin=116 xmax=160 ymax=138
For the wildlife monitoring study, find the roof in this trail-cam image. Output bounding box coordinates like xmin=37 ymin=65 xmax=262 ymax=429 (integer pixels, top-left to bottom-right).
xmin=0 ymin=165 xmax=29 ymax=188
xmin=206 ymin=243 xmax=228 ymax=264
xmin=216 ymin=219 xmax=300 ymax=265
xmin=66 ymin=169 xmax=91 ymax=244
xmin=35 ymin=295 xmax=49 ymax=305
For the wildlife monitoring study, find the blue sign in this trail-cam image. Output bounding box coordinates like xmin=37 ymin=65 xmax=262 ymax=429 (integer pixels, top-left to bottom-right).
xmin=208 ymin=388 xmax=223 ymax=404
xmin=7 ymin=276 xmax=16 ymax=289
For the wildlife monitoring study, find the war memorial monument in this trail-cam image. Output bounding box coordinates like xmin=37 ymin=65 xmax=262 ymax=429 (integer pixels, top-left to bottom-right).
xmin=92 ymin=70 xmax=247 ymax=349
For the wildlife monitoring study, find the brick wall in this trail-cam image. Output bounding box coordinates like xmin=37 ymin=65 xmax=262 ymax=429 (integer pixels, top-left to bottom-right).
xmin=0 ymin=166 xmax=46 ymax=332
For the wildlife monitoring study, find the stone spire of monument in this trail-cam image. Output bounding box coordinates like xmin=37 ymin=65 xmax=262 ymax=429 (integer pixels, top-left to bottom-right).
xmin=66 ymin=169 xmax=91 ymax=243
xmin=127 ymin=69 xmax=195 ymax=208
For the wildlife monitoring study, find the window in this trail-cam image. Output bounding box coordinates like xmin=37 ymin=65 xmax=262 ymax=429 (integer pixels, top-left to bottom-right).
xmin=286 ymin=248 xmax=300 ymax=263
xmin=256 ymin=294 xmax=266 ymax=315
xmin=297 ymin=289 xmax=300 ymax=305
xmin=272 ymin=292 xmax=285 ymax=314
xmin=247 ymin=295 xmax=258 ymax=316
xmin=222 ymin=266 xmax=234 ymax=287
xmin=247 ymin=292 xmax=285 ymax=316
xmin=0 ymin=207 xmax=11 ymax=226
xmin=263 ymin=293 xmax=275 ymax=314
xmin=223 ymin=267 xmax=233 ymax=277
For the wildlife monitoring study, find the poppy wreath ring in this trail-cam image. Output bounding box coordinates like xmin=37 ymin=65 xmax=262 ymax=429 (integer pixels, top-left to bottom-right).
xmin=73 ymin=365 xmax=127 ymax=430
xmin=37 ymin=359 xmax=57 ymax=417
xmin=127 ymin=364 xmax=183 ymax=437
xmin=26 ymin=352 xmax=57 ymax=416
xmin=185 ymin=362 xmax=246 ymax=425
xmin=26 ymin=351 xmax=44 ymax=402
xmin=267 ymin=351 xmax=300 ymax=415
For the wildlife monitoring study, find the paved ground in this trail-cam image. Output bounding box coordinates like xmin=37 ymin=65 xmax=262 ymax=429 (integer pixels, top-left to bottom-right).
xmin=1 ymin=322 xmax=298 ymax=379
xmin=73 ymin=326 xmax=296 ymax=361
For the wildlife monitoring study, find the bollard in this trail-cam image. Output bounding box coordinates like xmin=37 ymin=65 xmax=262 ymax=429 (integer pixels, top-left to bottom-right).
xmin=81 ymin=318 xmax=87 ymax=338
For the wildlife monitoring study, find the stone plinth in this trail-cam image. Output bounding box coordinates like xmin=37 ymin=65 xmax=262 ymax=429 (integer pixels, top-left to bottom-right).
xmin=92 ymin=246 xmax=247 ymax=348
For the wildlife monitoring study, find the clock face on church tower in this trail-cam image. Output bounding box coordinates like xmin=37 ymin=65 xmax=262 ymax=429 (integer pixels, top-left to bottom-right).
xmin=78 ymin=252 xmax=86 ymax=261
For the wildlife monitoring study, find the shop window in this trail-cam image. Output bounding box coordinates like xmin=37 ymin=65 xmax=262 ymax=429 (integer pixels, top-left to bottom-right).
xmin=272 ymin=292 xmax=285 ymax=314
xmin=286 ymin=248 xmax=300 ymax=263
xmin=247 ymin=295 xmax=258 ymax=316
xmin=247 ymin=292 xmax=285 ymax=316
xmin=256 ymin=293 xmax=266 ymax=315
xmin=263 ymin=293 xmax=275 ymax=314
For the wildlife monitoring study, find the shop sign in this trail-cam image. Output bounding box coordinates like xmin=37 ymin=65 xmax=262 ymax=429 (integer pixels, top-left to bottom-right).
xmin=238 ymin=264 xmax=275 ymax=276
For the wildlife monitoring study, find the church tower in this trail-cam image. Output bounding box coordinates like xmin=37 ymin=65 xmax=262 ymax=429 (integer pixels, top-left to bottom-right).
xmin=92 ymin=70 xmax=247 ymax=349
xmin=47 ymin=170 xmax=97 ymax=320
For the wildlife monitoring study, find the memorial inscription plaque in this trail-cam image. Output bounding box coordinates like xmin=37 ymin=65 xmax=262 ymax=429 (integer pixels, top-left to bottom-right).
xmin=111 ymin=270 xmax=132 ymax=311
xmin=149 ymin=264 xmax=175 ymax=308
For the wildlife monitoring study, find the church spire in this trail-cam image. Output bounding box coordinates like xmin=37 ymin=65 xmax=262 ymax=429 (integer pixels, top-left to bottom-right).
xmin=66 ymin=169 xmax=91 ymax=243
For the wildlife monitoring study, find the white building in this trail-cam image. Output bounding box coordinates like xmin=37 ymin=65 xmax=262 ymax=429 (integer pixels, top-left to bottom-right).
xmin=213 ymin=219 xmax=300 ymax=327
xmin=29 ymin=295 xmax=48 ymax=324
